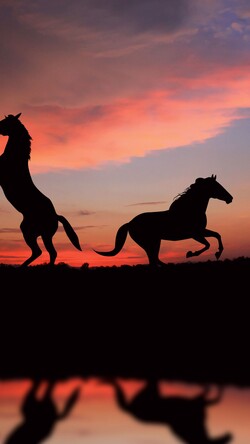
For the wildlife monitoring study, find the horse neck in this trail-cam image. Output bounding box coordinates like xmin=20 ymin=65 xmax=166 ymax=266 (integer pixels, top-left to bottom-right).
xmin=170 ymin=190 xmax=210 ymax=214
xmin=191 ymin=192 xmax=210 ymax=213
xmin=3 ymin=133 xmax=31 ymax=164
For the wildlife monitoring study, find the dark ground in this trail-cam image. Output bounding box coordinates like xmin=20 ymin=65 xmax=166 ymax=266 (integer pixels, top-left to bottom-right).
xmin=1 ymin=257 xmax=249 ymax=386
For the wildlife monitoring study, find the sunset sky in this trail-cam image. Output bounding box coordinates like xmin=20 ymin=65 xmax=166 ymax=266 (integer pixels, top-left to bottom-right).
xmin=0 ymin=0 xmax=250 ymax=266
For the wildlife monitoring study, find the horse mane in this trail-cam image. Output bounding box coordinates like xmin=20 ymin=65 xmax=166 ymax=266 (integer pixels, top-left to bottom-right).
xmin=168 ymin=181 xmax=199 ymax=212
xmin=9 ymin=116 xmax=32 ymax=160
xmin=172 ymin=182 xmax=196 ymax=203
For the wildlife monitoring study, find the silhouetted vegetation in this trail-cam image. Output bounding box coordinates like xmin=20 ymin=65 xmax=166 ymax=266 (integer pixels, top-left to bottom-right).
xmin=1 ymin=257 xmax=249 ymax=386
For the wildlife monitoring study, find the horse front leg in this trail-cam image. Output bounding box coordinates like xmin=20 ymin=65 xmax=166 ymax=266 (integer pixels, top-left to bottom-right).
xmin=186 ymin=235 xmax=210 ymax=258
xmin=202 ymin=228 xmax=224 ymax=259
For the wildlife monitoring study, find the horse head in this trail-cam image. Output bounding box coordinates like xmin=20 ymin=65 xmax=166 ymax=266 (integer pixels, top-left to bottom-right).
xmin=0 ymin=113 xmax=22 ymax=136
xmin=195 ymin=175 xmax=233 ymax=204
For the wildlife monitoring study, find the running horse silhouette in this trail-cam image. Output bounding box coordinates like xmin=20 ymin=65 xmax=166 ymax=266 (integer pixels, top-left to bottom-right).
xmin=94 ymin=175 xmax=233 ymax=266
xmin=106 ymin=378 xmax=232 ymax=444
xmin=0 ymin=113 xmax=82 ymax=266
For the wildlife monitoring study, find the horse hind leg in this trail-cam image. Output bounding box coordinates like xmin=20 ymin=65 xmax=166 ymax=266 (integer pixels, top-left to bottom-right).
xmin=141 ymin=239 xmax=165 ymax=267
xmin=41 ymin=234 xmax=57 ymax=265
xmin=20 ymin=225 xmax=42 ymax=267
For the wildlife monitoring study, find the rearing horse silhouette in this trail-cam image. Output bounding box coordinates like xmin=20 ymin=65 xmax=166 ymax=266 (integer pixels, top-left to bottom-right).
xmin=0 ymin=113 xmax=82 ymax=266
xmin=94 ymin=175 xmax=233 ymax=266
xmin=4 ymin=380 xmax=81 ymax=444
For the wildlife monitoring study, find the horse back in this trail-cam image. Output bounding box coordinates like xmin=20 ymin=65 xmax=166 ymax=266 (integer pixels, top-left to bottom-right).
xmin=130 ymin=211 xmax=169 ymax=233
xmin=129 ymin=209 xmax=207 ymax=241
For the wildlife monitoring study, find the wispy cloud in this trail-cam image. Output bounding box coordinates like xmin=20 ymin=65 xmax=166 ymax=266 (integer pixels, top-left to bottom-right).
xmin=77 ymin=210 xmax=96 ymax=216
xmin=0 ymin=228 xmax=21 ymax=233
xmin=127 ymin=201 xmax=167 ymax=206
xmin=57 ymin=225 xmax=96 ymax=232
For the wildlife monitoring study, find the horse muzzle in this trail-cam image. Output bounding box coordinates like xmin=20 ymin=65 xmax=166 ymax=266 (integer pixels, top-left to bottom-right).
xmin=226 ymin=196 xmax=233 ymax=204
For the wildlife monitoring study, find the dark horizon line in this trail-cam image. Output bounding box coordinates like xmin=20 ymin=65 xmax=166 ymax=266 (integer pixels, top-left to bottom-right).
xmin=0 ymin=254 xmax=249 ymax=269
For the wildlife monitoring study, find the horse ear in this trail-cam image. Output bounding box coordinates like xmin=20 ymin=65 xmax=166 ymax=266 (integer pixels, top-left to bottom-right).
xmin=15 ymin=113 xmax=22 ymax=119
xmin=211 ymin=174 xmax=217 ymax=180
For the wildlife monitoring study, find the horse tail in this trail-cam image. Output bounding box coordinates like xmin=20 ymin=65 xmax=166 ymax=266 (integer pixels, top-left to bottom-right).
xmin=57 ymin=215 xmax=82 ymax=251
xmin=93 ymin=223 xmax=129 ymax=256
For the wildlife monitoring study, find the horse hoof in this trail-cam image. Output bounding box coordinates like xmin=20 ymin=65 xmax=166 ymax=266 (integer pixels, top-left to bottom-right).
xmin=186 ymin=251 xmax=193 ymax=258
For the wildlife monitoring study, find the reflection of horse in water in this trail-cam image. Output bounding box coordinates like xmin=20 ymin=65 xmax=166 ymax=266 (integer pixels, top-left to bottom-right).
xmin=4 ymin=380 xmax=80 ymax=444
xmin=94 ymin=175 xmax=233 ymax=266
xmin=0 ymin=113 xmax=82 ymax=266
xmin=107 ymin=379 xmax=232 ymax=444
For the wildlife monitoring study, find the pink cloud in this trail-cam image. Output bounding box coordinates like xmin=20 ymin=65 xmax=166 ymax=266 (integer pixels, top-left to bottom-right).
xmin=18 ymin=64 xmax=250 ymax=173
